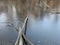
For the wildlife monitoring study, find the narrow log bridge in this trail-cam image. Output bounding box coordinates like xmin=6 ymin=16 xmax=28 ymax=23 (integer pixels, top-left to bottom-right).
xmin=15 ymin=17 xmax=34 ymax=45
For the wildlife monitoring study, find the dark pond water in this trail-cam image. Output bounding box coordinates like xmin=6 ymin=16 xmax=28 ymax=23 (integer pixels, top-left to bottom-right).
xmin=26 ymin=13 xmax=60 ymax=45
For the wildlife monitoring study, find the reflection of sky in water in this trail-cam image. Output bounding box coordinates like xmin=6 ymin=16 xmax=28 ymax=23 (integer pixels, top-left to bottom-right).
xmin=0 ymin=13 xmax=7 ymax=23
xmin=26 ymin=14 xmax=60 ymax=45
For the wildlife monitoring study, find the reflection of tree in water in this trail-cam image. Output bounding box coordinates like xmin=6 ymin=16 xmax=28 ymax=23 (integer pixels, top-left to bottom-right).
xmin=32 ymin=0 xmax=45 ymax=19
xmin=40 ymin=7 xmax=44 ymax=20
xmin=15 ymin=0 xmax=28 ymax=21
xmin=55 ymin=14 xmax=58 ymax=22
xmin=0 ymin=1 xmax=8 ymax=12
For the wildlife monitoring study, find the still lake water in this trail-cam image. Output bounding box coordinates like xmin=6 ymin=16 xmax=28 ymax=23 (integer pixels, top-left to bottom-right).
xmin=1 ymin=1 xmax=60 ymax=45
xmin=26 ymin=13 xmax=60 ymax=45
